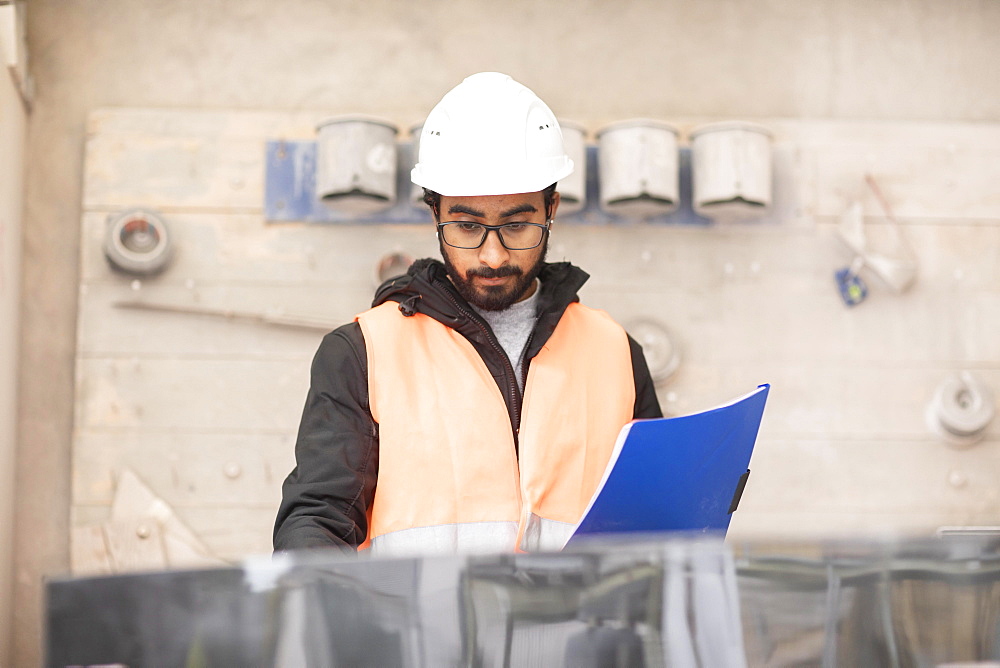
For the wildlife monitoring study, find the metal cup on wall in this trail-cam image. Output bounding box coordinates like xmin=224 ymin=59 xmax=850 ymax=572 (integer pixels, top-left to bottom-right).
xmin=690 ymin=121 xmax=773 ymax=223
xmin=407 ymin=123 xmax=426 ymax=209
xmin=597 ymin=119 xmax=680 ymax=219
xmin=315 ymin=115 xmax=399 ymax=216
xmin=555 ymin=119 xmax=587 ymax=217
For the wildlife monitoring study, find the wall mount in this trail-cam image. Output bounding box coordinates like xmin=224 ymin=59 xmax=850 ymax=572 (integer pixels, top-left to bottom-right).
xmin=264 ymin=141 xmax=717 ymax=227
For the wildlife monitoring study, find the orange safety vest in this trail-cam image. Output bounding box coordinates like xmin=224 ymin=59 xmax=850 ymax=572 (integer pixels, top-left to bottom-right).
xmin=356 ymin=301 xmax=635 ymax=556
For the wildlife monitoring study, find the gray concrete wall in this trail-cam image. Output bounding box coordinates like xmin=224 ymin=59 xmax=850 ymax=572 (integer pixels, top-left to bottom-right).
xmin=1 ymin=3 xmax=27 ymax=665
xmin=17 ymin=0 xmax=1000 ymax=664
xmin=1 ymin=58 xmax=26 ymax=668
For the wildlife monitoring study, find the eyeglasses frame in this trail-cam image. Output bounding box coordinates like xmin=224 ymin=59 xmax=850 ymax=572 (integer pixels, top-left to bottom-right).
xmin=436 ymin=220 xmax=552 ymax=251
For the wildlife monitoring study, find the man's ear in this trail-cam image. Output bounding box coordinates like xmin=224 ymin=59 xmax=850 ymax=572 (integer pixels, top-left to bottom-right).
xmin=548 ymin=191 xmax=561 ymax=220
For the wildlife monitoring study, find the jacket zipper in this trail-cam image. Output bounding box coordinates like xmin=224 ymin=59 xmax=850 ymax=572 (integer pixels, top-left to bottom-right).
xmin=438 ymin=281 xmax=531 ymax=550
xmin=438 ymin=283 xmax=523 ymax=440
xmin=519 ymin=332 xmax=534 ymax=394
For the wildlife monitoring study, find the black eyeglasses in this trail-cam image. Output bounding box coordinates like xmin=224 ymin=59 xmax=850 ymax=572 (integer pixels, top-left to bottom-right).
xmin=437 ymin=221 xmax=550 ymax=250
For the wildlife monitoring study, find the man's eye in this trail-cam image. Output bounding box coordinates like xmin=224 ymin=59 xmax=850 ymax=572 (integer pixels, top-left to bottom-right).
xmin=503 ymin=223 xmax=528 ymax=231
xmin=457 ymin=223 xmax=482 ymax=232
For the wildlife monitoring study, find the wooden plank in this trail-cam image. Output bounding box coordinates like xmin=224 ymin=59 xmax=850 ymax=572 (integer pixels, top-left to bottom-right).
xmin=83 ymin=133 xmax=268 ymax=211
xmin=103 ymin=519 xmax=167 ymax=572
xmin=763 ymin=120 xmax=1000 ymax=151
xmin=72 ymin=360 xmax=999 ymax=443
xmin=71 ymin=504 xmax=111 ymax=527
xmin=79 ymin=211 xmax=437 ymax=286
xmin=728 ymin=510 xmax=984 ymax=541
xmin=176 ymin=506 xmax=277 ymax=561
xmin=655 ymin=365 xmax=1000 ymax=441
xmin=76 ymin=283 xmax=348 ymax=358
xmin=83 ymin=109 xmax=336 ymax=212
xmin=72 ymin=504 xmax=272 ymax=563
xmin=162 ymin=532 xmax=230 ymax=569
xmin=86 ymin=108 xmax=326 ymax=139
xmin=808 ymin=145 xmax=1000 ymax=221
xmin=71 ymin=429 xmax=1000 ymax=559
xmin=75 ymin=357 xmax=310 ymax=431
xmin=739 ymin=437 xmax=1000 ymax=516
xmin=560 ymin=222 xmax=1000 ymax=292
xmin=70 ymin=525 xmax=113 ymax=576
xmin=764 ymin=119 xmax=1000 ymax=221
xmin=551 ymin=225 xmax=836 ymax=293
xmin=72 ymin=431 xmax=294 ymax=508
xmin=109 ymin=468 xmax=219 ymax=559
xmin=73 ymin=468 xmax=242 ymax=569
xmin=582 ymin=287 xmax=1000 ymax=367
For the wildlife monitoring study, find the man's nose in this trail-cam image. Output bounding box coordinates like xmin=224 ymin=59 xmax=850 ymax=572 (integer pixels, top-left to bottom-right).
xmin=478 ymin=229 xmax=510 ymax=268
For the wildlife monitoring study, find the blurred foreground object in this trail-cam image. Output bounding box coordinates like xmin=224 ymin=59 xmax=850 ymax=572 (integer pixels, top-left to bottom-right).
xmin=47 ymin=535 xmax=1000 ymax=667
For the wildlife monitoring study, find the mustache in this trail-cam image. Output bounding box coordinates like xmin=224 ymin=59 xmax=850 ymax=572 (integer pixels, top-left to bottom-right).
xmin=467 ymin=265 xmax=522 ymax=279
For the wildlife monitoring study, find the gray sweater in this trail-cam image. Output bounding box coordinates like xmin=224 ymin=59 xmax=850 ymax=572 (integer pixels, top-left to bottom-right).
xmin=472 ymin=280 xmax=541 ymax=393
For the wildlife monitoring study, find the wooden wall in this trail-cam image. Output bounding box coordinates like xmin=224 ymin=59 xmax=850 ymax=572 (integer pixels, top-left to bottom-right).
xmin=72 ymin=108 xmax=1000 ymax=568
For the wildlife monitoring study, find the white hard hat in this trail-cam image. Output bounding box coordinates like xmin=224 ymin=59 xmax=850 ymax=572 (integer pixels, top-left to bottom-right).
xmin=411 ymin=72 xmax=574 ymax=197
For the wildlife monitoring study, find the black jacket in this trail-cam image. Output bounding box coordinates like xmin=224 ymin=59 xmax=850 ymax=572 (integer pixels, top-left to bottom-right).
xmin=273 ymin=259 xmax=662 ymax=551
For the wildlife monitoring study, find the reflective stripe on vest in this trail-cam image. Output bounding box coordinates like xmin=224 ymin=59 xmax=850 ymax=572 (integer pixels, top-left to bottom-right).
xmin=357 ymin=300 xmax=635 ymax=557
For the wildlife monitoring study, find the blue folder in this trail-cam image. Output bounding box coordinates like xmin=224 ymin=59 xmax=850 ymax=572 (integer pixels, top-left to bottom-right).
xmin=567 ymin=384 xmax=770 ymax=544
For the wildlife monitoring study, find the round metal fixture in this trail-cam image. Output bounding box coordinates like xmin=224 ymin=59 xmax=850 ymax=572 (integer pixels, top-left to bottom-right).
xmin=626 ymin=318 xmax=681 ymax=385
xmin=927 ymin=371 xmax=996 ymax=447
xmin=375 ymin=251 xmax=414 ymax=287
xmin=104 ymin=209 xmax=174 ymax=275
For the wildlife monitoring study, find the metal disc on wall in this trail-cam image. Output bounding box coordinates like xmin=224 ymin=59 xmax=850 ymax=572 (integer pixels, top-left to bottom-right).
xmin=625 ymin=318 xmax=681 ymax=385
xmin=926 ymin=371 xmax=996 ymax=447
xmin=104 ymin=209 xmax=174 ymax=275
xmin=375 ymin=251 xmax=414 ymax=287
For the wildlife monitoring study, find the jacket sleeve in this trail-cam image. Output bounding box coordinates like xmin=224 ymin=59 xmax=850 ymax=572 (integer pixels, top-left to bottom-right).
xmin=627 ymin=334 xmax=663 ymax=419
xmin=273 ymin=323 xmax=378 ymax=552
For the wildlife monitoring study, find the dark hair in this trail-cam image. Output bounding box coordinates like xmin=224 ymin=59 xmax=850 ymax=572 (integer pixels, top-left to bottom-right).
xmin=422 ymin=183 xmax=559 ymax=221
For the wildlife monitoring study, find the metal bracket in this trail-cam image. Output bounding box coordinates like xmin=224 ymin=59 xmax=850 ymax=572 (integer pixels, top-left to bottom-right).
xmin=264 ymin=142 xmax=715 ymax=226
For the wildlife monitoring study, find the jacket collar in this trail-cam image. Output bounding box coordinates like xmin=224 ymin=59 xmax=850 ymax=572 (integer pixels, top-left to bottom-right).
xmin=372 ymin=258 xmax=589 ymax=352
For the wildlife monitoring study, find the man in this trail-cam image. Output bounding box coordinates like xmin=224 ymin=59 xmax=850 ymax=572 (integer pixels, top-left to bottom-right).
xmin=274 ymin=72 xmax=661 ymax=556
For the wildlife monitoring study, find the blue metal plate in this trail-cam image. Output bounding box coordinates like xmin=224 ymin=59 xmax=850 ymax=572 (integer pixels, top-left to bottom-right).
xmin=264 ymin=140 xmax=431 ymax=224
xmin=264 ymin=141 xmax=713 ymax=226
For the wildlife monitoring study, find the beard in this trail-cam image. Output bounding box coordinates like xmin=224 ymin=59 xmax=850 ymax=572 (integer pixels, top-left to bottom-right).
xmin=441 ymin=238 xmax=548 ymax=312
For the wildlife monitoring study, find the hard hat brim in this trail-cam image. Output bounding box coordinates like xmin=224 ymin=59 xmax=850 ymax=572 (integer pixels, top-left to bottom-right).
xmin=411 ymin=156 xmax=574 ymax=197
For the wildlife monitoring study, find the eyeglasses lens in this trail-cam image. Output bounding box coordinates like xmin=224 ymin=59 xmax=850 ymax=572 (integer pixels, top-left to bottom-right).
xmin=442 ymin=223 xmax=544 ymax=250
